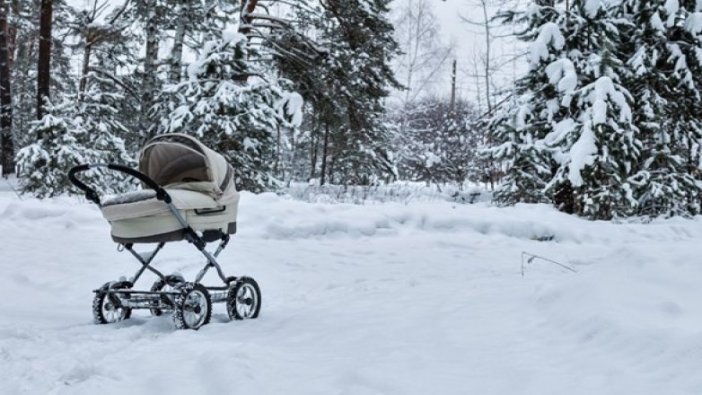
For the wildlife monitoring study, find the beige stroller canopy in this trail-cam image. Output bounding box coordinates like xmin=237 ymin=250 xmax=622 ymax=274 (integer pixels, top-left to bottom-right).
xmin=139 ymin=134 xmax=233 ymax=196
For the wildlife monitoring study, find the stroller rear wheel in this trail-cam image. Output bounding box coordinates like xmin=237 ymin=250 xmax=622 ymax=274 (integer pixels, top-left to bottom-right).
xmin=173 ymin=283 xmax=212 ymax=330
xmin=227 ymin=277 xmax=261 ymax=320
xmin=93 ymin=281 xmax=132 ymax=324
xmin=149 ymin=274 xmax=185 ymax=316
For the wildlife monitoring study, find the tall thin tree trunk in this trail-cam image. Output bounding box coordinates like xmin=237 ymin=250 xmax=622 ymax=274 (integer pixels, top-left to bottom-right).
xmin=168 ymin=0 xmax=187 ymax=82
xmin=37 ymin=0 xmax=53 ymax=119
xmin=0 ymin=0 xmax=13 ymax=176
xmin=320 ymin=123 xmax=330 ymax=186
xmin=450 ymin=59 xmax=456 ymax=110
xmin=275 ymin=125 xmax=281 ymax=178
xmin=142 ymin=0 xmax=159 ymax=133
xmin=481 ymin=0 xmax=492 ymax=112
xmin=238 ymin=0 xmax=259 ymax=36
xmin=7 ymin=0 xmax=16 ymax=68
xmin=235 ymin=0 xmax=259 ymax=83
xmin=328 ymin=151 xmax=336 ymax=185
xmin=310 ymin=131 xmax=318 ymax=180
xmin=403 ymin=0 xmax=414 ymax=106
xmin=79 ymin=35 xmax=92 ymax=94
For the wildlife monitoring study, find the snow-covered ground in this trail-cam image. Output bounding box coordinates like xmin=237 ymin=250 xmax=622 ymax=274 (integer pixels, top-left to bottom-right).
xmin=2 ymin=185 xmax=702 ymax=394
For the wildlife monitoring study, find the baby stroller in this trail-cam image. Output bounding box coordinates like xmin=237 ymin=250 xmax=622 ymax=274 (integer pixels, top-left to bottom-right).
xmin=68 ymin=133 xmax=261 ymax=330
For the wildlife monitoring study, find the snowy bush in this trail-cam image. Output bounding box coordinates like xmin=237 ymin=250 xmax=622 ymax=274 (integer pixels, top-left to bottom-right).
xmin=16 ymin=98 xmax=132 ymax=198
xmin=283 ymin=181 xmax=491 ymax=205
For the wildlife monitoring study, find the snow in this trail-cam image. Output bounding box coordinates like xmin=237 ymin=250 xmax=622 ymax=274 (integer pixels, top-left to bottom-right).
xmin=685 ymin=12 xmax=702 ymax=35
xmin=666 ymin=0 xmax=680 ymax=27
xmin=280 ymin=92 xmax=304 ymax=127
xmin=584 ymin=0 xmax=603 ymax=18
xmin=102 ymin=190 xmax=156 ymax=206
xmin=3 ymin=188 xmax=702 ymax=394
xmin=222 ymin=28 xmax=246 ymax=46
xmin=651 ymin=11 xmax=666 ymax=31
xmin=425 ymin=151 xmax=441 ymax=167
xmin=544 ymin=118 xmax=577 ymax=148
xmin=588 ymin=76 xmax=632 ymax=125
xmin=529 ymin=23 xmax=565 ymax=65
xmin=545 ymin=58 xmax=578 ymax=102
xmin=567 ymin=122 xmax=598 ymax=187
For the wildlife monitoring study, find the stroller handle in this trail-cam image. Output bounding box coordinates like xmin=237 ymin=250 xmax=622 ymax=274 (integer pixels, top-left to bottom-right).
xmin=68 ymin=164 xmax=172 ymax=205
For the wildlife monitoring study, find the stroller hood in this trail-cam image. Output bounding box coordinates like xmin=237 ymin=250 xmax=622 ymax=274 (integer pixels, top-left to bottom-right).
xmin=138 ymin=133 xmax=234 ymax=197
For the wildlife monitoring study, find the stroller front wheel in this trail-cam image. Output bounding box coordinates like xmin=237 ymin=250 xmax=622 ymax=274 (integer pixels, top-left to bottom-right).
xmin=227 ymin=277 xmax=261 ymax=320
xmin=173 ymin=283 xmax=212 ymax=330
xmin=93 ymin=281 xmax=132 ymax=325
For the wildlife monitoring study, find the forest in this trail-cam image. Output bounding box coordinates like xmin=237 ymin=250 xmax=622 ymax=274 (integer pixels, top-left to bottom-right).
xmin=2 ymin=0 xmax=702 ymax=221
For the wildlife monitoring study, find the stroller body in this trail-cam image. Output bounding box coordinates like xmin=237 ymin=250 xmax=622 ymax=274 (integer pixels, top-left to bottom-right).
xmin=69 ymin=134 xmax=261 ymax=330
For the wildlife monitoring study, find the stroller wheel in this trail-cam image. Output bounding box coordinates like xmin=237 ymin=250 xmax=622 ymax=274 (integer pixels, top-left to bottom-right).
xmin=227 ymin=277 xmax=261 ymax=320
xmin=173 ymin=283 xmax=212 ymax=330
xmin=150 ymin=275 xmax=185 ymax=316
xmin=93 ymin=281 xmax=132 ymax=325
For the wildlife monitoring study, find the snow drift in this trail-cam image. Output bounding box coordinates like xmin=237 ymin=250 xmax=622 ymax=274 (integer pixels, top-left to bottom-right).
xmin=2 ymin=191 xmax=702 ymax=394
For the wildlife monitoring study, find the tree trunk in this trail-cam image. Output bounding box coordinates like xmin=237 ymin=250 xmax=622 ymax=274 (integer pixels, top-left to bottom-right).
xmin=309 ymin=130 xmax=318 ymax=180
xmin=142 ymin=0 xmax=159 ymax=132
xmin=0 ymin=0 xmax=12 ymax=176
xmin=79 ymin=36 xmax=92 ymax=94
xmin=238 ymin=0 xmax=259 ymax=36
xmin=328 ymin=150 xmax=336 ymax=185
xmin=7 ymin=0 xmax=16 ymax=68
xmin=233 ymin=0 xmax=259 ymax=83
xmin=37 ymin=0 xmax=53 ymax=119
xmin=168 ymin=0 xmax=187 ymax=82
xmin=320 ymin=123 xmax=329 ymax=186
xmin=275 ymin=125 xmax=282 ymax=178
xmin=481 ymin=0 xmax=492 ymax=113
xmin=450 ymin=59 xmax=456 ymax=110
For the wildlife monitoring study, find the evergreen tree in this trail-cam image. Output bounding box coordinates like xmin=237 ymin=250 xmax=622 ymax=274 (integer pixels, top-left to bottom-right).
xmin=270 ymin=0 xmax=401 ymax=185
xmin=395 ymin=97 xmax=480 ymax=185
xmin=16 ymin=92 xmax=133 ymax=198
xmin=74 ymin=85 xmax=134 ymax=191
xmin=623 ymin=0 xmax=702 ymax=217
xmin=158 ymin=29 xmax=300 ymax=192
xmin=485 ymin=2 xmax=564 ymax=205
xmin=320 ymin=0 xmax=401 ymax=185
xmin=544 ymin=0 xmax=641 ymax=219
xmin=16 ymin=100 xmax=84 ymax=197
xmin=12 ymin=0 xmax=73 ymax=148
xmin=71 ymin=2 xmax=145 ymax=153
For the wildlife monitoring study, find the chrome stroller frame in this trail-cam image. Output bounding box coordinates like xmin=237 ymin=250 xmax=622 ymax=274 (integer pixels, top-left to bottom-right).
xmin=69 ymin=163 xmax=261 ymax=330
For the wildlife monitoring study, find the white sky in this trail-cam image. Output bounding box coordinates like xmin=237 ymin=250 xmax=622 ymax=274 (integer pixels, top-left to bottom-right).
xmin=405 ymin=0 xmax=526 ymax=110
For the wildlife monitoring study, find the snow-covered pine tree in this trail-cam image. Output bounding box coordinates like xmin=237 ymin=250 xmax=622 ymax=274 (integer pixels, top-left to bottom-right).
xmin=16 ymin=90 xmax=133 ymax=198
xmin=485 ymin=1 xmax=565 ymax=205
xmin=69 ymin=1 xmax=148 ymax=153
xmin=158 ymin=29 xmax=300 ymax=192
xmin=395 ymin=97 xmax=479 ymax=185
xmin=73 ymin=86 xmax=134 ymax=193
xmin=623 ymin=0 xmax=702 ymax=217
xmin=317 ymin=0 xmax=402 ymax=185
xmin=270 ymin=0 xmax=401 ymax=185
xmin=16 ymin=100 xmax=86 ymax=197
xmin=12 ymin=0 xmax=73 ymax=148
xmin=544 ymin=0 xmax=641 ymax=219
